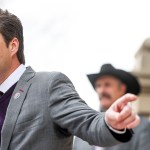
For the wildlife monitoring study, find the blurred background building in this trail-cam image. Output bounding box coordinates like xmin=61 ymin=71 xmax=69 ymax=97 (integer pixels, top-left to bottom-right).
xmin=0 ymin=0 xmax=150 ymax=115
xmin=132 ymin=38 xmax=150 ymax=118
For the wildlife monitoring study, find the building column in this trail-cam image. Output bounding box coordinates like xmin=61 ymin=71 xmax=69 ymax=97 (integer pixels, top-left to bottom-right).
xmin=132 ymin=38 xmax=150 ymax=118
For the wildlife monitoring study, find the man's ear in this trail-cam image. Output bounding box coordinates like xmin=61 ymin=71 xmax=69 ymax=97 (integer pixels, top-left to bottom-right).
xmin=121 ymin=84 xmax=127 ymax=94
xmin=9 ymin=37 xmax=19 ymax=57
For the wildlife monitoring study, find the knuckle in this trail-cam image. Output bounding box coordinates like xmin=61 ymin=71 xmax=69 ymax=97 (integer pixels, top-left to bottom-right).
xmin=117 ymin=114 xmax=123 ymax=122
xmin=136 ymin=115 xmax=141 ymax=123
xmin=125 ymin=105 xmax=130 ymax=111
xmin=132 ymin=112 xmax=136 ymax=118
xmin=123 ymin=105 xmax=132 ymax=115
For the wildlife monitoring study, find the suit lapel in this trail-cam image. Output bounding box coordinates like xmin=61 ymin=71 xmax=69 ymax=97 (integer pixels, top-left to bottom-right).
xmin=1 ymin=67 xmax=35 ymax=150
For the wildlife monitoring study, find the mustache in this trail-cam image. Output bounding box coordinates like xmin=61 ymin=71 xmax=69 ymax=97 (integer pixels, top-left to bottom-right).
xmin=99 ymin=92 xmax=111 ymax=100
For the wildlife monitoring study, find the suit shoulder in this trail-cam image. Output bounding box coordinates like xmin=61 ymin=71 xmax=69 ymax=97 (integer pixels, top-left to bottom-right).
xmin=135 ymin=116 xmax=150 ymax=132
xmin=35 ymin=71 xmax=70 ymax=82
xmin=36 ymin=71 xmax=67 ymax=77
xmin=140 ymin=116 xmax=150 ymax=125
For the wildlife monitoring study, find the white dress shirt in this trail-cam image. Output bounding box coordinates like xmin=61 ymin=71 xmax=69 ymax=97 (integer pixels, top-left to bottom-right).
xmin=0 ymin=64 xmax=26 ymax=93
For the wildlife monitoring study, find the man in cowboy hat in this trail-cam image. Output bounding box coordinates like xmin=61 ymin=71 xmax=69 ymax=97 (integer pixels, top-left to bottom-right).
xmin=73 ymin=64 xmax=150 ymax=150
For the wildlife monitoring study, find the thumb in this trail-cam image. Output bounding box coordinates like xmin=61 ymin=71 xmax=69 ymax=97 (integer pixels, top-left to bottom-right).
xmin=112 ymin=93 xmax=137 ymax=112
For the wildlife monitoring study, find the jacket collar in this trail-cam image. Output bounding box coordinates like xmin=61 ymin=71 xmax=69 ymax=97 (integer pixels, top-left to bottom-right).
xmin=1 ymin=66 xmax=36 ymax=150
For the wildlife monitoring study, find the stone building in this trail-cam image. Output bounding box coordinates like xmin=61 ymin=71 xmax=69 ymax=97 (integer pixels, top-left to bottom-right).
xmin=132 ymin=38 xmax=150 ymax=118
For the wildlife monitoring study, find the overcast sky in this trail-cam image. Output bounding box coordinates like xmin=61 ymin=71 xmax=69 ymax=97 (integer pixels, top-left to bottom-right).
xmin=1 ymin=0 xmax=150 ymax=109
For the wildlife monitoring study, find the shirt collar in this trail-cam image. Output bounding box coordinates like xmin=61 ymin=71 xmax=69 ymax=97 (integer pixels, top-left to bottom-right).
xmin=0 ymin=64 xmax=26 ymax=93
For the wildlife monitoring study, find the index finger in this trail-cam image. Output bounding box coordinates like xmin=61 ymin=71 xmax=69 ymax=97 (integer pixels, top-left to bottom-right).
xmin=113 ymin=93 xmax=137 ymax=112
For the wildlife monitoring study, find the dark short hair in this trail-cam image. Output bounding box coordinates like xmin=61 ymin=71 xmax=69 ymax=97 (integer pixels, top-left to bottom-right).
xmin=0 ymin=9 xmax=25 ymax=64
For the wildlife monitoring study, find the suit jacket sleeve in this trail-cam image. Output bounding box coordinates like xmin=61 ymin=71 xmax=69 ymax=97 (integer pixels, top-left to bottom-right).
xmin=48 ymin=72 xmax=132 ymax=147
xmin=136 ymin=117 xmax=150 ymax=150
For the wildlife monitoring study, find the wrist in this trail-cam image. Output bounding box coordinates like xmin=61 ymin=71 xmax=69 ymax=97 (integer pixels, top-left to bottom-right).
xmin=105 ymin=114 xmax=126 ymax=134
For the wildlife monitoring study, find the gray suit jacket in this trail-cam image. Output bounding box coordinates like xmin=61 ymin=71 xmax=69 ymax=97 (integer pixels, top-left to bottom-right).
xmin=73 ymin=116 xmax=150 ymax=150
xmin=1 ymin=67 xmax=131 ymax=150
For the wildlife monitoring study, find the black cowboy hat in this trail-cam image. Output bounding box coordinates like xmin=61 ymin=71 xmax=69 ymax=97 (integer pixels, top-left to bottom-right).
xmin=87 ymin=64 xmax=141 ymax=95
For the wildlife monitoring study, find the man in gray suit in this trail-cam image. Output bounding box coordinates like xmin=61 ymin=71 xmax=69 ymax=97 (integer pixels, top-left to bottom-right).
xmin=73 ymin=64 xmax=150 ymax=150
xmin=0 ymin=9 xmax=140 ymax=150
